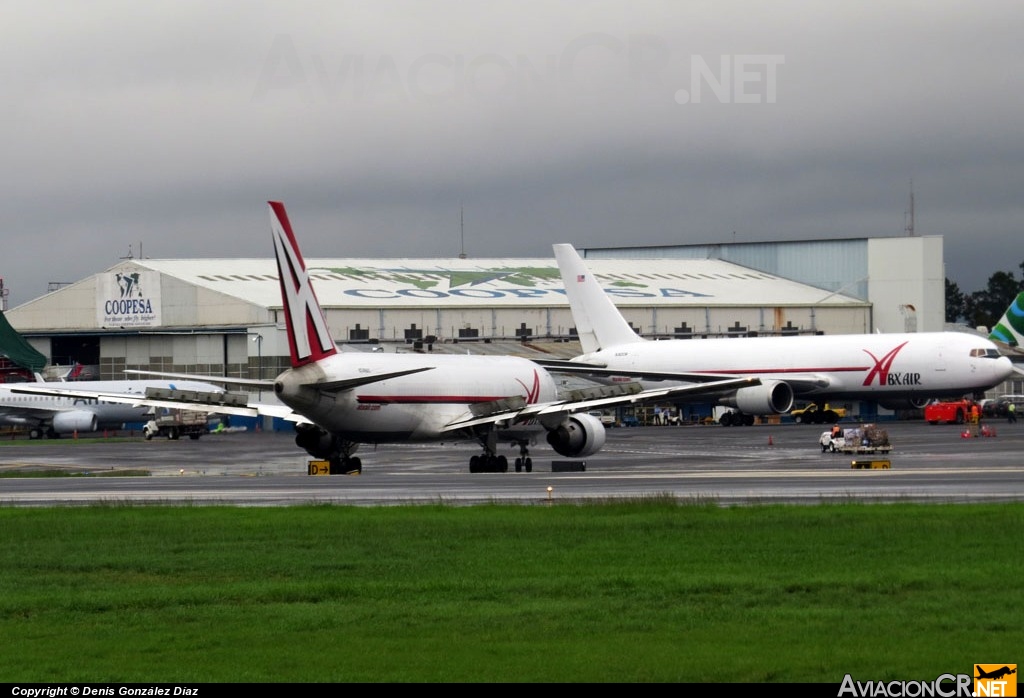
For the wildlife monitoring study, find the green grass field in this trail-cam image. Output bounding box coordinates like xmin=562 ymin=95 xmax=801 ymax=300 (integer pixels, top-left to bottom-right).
xmin=1 ymin=501 xmax=1020 ymax=682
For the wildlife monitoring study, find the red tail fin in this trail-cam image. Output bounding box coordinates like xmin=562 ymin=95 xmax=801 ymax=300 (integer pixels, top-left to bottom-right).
xmin=269 ymin=201 xmax=338 ymax=368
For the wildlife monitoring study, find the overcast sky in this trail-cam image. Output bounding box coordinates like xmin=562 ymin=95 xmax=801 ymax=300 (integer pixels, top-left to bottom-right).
xmin=3 ymin=1 xmax=1023 ymax=309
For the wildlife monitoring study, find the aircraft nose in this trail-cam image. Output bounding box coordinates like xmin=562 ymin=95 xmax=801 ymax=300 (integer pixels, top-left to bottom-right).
xmin=995 ymin=356 xmax=1014 ymax=380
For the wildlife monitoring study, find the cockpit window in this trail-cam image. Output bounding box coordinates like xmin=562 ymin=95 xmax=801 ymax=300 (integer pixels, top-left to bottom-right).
xmin=970 ymin=348 xmax=1002 ymax=359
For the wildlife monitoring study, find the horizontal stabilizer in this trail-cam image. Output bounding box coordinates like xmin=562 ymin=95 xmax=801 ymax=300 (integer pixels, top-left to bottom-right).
xmin=310 ymin=366 xmax=435 ymax=393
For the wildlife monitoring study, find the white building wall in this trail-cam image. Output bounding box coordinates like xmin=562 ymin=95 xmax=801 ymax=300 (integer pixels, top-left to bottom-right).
xmin=866 ymin=237 xmax=945 ymax=333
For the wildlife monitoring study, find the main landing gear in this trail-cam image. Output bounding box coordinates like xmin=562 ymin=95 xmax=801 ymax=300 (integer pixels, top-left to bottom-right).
xmin=329 ymin=455 xmax=362 ymax=475
xmin=467 ymin=437 xmax=533 ymax=473
xmin=513 ymin=441 xmax=533 ymax=473
xmin=294 ymin=425 xmax=363 ymax=474
xmin=469 ymin=453 xmax=507 ymax=473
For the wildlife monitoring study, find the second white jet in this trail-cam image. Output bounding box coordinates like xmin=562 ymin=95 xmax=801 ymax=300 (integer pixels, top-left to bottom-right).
xmin=541 ymin=244 xmax=1014 ymax=425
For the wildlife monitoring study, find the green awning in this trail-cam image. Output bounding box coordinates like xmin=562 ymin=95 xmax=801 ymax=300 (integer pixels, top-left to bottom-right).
xmin=0 ymin=310 xmax=47 ymax=372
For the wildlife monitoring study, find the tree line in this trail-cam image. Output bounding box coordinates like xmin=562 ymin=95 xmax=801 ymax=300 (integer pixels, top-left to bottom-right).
xmin=945 ymin=261 xmax=1024 ymax=328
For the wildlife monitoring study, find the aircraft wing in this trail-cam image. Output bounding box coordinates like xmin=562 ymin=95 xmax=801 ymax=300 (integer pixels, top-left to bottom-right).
xmin=123 ymin=367 xmax=435 ymax=393
xmin=8 ymin=384 xmax=307 ymax=423
xmin=439 ymin=376 xmax=761 ymax=431
xmin=531 ymin=360 xmax=832 ymax=394
xmin=122 ymin=369 xmax=275 ymax=389
xmin=8 ymin=365 xmax=439 ymax=423
xmin=0 ymin=403 xmax=62 ymax=419
xmin=532 ymin=358 xmax=737 ymax=383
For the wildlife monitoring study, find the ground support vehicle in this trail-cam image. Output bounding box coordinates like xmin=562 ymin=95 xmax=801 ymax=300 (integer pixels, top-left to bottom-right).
xmin=923 ymin=399 xmax=973 ymax=425
xmin=791 ymin=403 xmax=847 ymax=424
xmin=143 ymin=410 xmax=210 ymax=440
xmin=819 ymin=425 xmax=892 ymax=455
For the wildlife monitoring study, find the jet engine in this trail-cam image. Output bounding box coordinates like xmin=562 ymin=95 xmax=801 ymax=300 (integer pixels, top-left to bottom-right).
xmin=546 ymin=412 xmax=607 ymax=457
xmin=50 ymin=411 xmax=99 ymax=435
xmin=719 ymin=380 xmax=794 ymax=415
xmin=294 ymin=423 xmax=338 ymax=459
xmin=878 ymin=397 xmax=930 ymax=411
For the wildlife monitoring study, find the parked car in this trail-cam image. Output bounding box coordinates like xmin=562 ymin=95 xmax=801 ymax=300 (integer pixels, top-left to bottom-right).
xmin=982 ymin=396 xmax=1024 ymax=418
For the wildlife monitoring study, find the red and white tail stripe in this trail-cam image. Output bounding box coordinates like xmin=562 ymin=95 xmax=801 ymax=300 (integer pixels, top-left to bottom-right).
xmin=269 ymin=201 xmax=338 ymax=368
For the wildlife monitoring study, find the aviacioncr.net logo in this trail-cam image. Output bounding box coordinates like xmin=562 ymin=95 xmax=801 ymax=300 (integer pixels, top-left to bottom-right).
xmin=975 ymin=664 xmax=1017 ymax=697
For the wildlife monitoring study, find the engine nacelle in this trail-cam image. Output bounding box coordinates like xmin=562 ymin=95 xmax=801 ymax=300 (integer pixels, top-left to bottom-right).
xmin=878 ymin=397 xmax=930 ymax=411
xmin=719 ymin=380 xmax=794 ymax=415
xmin=546 ymin=412 xmax=607 ymax=458
xmin=51 ymin=411 xmax=99 ymax=434
xmin=294 ymin=423 xmax=337 ymax=459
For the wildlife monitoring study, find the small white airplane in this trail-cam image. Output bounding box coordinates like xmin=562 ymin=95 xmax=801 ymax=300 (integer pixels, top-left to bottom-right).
xmin=28 ymin=202 xmax=757 ymax=473
xmin=2 ymin=376 xmax=227 ymax=439
xmin=537 ymin=243 xmax=1015 ymax=425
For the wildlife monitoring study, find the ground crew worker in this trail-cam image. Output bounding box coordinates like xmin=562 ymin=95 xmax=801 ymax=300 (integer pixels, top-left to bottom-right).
xmin=1009 ymin=402 xmax=1017 ymax=424
xmin=969 ymin=402 xmax=981 ymax=436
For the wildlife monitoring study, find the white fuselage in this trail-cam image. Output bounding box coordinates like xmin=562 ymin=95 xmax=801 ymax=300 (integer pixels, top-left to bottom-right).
xmin=578 ymin=332 xmax=1013 ymax=402
xmin=274 ymin=352 xmax=559 ymax=442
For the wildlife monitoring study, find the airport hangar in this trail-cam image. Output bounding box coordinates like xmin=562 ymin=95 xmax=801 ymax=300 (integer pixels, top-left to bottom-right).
xmin=5 ymin=235 xmax=947 ymax=421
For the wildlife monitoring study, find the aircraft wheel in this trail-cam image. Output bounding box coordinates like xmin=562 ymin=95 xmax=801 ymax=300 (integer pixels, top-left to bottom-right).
xmin=525 ymin=457 xmax=533 ymax=473
xmin=743 ymin=414 xmax=755 ymax=426
xmin=498 ymin=455 xmax=508 ymax=472
xmin=469 ymin=455 xmax=481 ymax=473
xmin=515 ymin=457 xmax=522 ymax=473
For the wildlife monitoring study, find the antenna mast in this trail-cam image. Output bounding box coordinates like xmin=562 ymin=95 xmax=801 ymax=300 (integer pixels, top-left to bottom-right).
xmin=904 ymin=180 xmax=915 ymax=236
xmin=458 ymin=203 xmax=467 ymax=259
